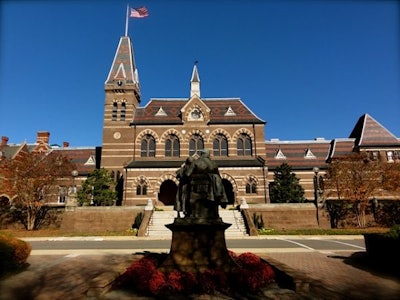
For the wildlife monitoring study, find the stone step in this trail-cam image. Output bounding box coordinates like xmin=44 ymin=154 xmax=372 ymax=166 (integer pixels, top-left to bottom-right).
xmin=146 ymin=208 xmax=248 ymax=238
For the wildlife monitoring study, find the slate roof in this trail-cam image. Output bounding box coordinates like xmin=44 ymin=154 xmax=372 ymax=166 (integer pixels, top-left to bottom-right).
xmin=52 ymin=147 xmax=98 ymax=176
xmin=0 ymin=144 xmax=22 ymax=160
xmin=131 ymin=98 xmax=265 ymax=125
xmin=105 ymin=36 xmax=138 ymax=85
xmin=0 ymin=142 xmax=42 ymax=160
xmin=265 ymin=139 xmax=331 ymax=170
xmin=326 ymin=138 xmax=356 ymax=160
xmin=349 ymin=113 xmax=400 ymax=148
xmin=1 ymin=141 xmax=97 ymax=176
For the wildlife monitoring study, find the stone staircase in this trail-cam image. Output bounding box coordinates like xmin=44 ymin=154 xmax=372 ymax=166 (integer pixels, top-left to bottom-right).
xmin=146 ymin=207 xmax=248 ymax=238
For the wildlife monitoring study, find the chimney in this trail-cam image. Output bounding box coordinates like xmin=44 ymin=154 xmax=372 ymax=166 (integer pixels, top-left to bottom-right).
xmin=37 ymin=131 xmax=50 ymax=144
xmin=63 ymin=142 xmax=70 ymax=148
xmin=1 ymin=136 xmax=9 ymax=147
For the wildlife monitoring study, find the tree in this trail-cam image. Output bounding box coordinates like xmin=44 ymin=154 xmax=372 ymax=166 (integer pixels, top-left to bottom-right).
xmin=382 ymin=162 xmax=400 ymax=195
xmin=269 ymin=163 xmax=305 ymax=203
xmin=0 ymin=150 xmax=73 ymax=230
xmin=323 ymin=153 xmax=384 ymax=228
xmin=77 ymin=168 xmax=118 ymax=206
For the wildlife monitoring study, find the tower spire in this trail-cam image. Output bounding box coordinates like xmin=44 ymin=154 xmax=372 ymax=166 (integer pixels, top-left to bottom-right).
xmin=105 ymin=36 xmax=140 ymax=98
xmin=190 ymin=61 xmax=200 ymax=98
xmin=101 ymin=35 xmax=141 ymax=175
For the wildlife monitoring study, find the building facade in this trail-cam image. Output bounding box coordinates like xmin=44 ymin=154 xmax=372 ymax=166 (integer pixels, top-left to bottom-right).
xmin=1 ymin=34 xmax=399 ymax=206
xmin=99 ymin=35 xmax=400 ymax=206
xmin=101 ymin=36 xmax=268 ymax=206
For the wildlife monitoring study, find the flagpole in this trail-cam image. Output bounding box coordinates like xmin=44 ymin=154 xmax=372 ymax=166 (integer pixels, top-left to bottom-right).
xmin=124 ymin=4 xmax=129 ymax=36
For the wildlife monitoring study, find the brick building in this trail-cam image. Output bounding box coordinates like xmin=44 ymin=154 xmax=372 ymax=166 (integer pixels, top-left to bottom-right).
xmin=1 ymin=34 xmax=399 ymax=206
xmin=101 ymin=36 xmax=267 ymax=206
xmin=99 ymin=35 xmax=400 ymax=206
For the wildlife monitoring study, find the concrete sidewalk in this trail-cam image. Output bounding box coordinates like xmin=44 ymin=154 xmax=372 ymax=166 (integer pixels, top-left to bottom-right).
xmin=1 ymin=246 xmax=400 ymax=299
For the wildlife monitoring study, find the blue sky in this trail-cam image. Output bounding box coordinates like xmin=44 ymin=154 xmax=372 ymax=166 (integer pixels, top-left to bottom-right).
xmin=1 ymin=0 xmax=399 ymax=147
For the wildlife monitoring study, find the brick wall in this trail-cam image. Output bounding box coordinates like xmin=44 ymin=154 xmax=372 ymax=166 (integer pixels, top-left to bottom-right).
xmin=60 ymin=207 xmax=144 ymax=233
xmin=247 ymin=203 xmax=331 ymax=230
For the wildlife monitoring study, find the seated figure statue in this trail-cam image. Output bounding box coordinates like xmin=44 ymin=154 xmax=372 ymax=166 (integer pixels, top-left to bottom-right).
xmin=175 ymin=149 xmax=228 ymax=221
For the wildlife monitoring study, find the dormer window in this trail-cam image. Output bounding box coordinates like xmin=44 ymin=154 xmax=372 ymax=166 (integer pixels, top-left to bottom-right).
xmin=304 ymin=148 xmax=316 ymax=159
xmin=224 ymin=106 xmax=236 ymax=116
xmin=155 ymin=107 xmax=167 ymax=116
xmin=275 ymin=149 xmax=286 ymax=160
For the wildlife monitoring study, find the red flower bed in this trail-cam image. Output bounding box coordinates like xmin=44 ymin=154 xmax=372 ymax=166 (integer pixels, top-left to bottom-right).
xmin=115 ymin=251 xmax=275 ymax=297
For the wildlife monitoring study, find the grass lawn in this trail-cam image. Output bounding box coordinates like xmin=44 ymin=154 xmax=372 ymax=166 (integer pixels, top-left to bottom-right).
xmin=1 ymin=227 xmax=389 ymax=238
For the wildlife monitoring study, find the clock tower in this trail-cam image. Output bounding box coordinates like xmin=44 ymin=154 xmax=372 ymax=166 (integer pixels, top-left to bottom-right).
xmin=101 ymin=36 xmax=141 ymax=180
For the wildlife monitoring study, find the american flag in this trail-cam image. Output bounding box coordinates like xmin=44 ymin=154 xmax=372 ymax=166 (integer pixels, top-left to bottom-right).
xmin=130 ymin=6 xmax=149 ymax=18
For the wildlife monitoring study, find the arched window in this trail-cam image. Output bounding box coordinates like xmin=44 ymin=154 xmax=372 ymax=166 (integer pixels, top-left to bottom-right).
xmin=189 ymin=134 xmax=204 ymax=156
xmin=237 ymin=133 xmax=252 ymax=156
xmin=165 ymin=134 xmax=180 ymax=157
xmin=245 ymin=178 xmax=257 ymax=194
xmin=136 ymin=179 xmax=147 ymax=195
xmin=112 ymin=102 xmax=118 ymax=121
xmin=213 ymin=133 xmax=228 ymax=157
xmin=141 ymin=134 xmax=155 ymax=157
xmin=120 ymin=102 xmax=126 ymax=121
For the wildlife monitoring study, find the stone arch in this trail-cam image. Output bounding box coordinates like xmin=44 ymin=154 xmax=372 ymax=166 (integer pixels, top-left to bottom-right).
xmin=135 ymin=129 xmax=160 ymax=144
xmin=134 ymin=175 xmax=151 ymax=187
xmin=186 ymin=129 xmax=206 ymax=142
xmin=220 ymin=173 xmax=238 ymax=193
xmin=160 ymin=129 xmax=184 ymax=143
xmin=112 ymin=98 xmax=127 ymax=103
xmin=0 ymin=193 xmax=11 ymax=201
xmin=156 ymin=174 xmax=179 ymax=206
xmin=134 ymin=175 xmax=151 ymax=196
xmin=243 ymin=174 xmax=259 ymax=195
xmin=242 ymin=174 xmax=259 ymax=186
xmin=155 ymin=173 xmax=179 ymax=193
xmin=232 ymin=128 xmax=255 ymax=143
xmin=207 ymin=128 xmax=232 ymax=143
xmin=219 ymin=173 xmax=237 ymax=205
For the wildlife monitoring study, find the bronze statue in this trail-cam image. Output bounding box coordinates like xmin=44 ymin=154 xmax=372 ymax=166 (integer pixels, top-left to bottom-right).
xmin=175 ymin=156 xmax=194 ymax=217
xmin=175 ymin=149 xmax=228 ymax=220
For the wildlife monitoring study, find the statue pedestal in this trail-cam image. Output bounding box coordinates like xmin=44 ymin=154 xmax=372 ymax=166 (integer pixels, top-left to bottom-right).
xmin=65 ymin=193 xmax=77 ymax=211
xmin=159 ymin=218 xmax=239 ymax=273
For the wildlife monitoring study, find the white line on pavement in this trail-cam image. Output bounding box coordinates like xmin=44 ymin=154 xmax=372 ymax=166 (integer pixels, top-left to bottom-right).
xmin=277 ymin=238 xmax=315 ymax=251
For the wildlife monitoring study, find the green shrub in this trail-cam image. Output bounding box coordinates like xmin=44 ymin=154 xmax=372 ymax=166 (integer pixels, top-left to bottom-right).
xmin=132 ymin=212 xmax=143 ymax=229
xmin=373 ymin=200 xmax=400 ymax=227
xmin=384 ymin=224 xmax=400 ymax=239
xmin=252 ymin=213 xmax=264 ymax=230
xmin=0 ymin=231 xmax=31 ymax=276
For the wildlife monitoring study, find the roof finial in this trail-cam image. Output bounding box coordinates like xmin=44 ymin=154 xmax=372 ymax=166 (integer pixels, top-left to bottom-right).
xmin=190 ymin=62 xmax=200 ymax=98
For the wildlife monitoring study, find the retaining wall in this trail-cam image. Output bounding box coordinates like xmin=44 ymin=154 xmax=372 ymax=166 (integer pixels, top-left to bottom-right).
xmin=246 ymin=203 xmax=330 ymax=230
xmin=60 ymin=207 xmax=144 ymax=233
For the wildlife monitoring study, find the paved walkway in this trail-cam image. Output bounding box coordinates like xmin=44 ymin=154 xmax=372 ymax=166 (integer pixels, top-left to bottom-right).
xmin=1 ymin=243 xmax=399 ymax=299
xmin=262 ymin=251 xmax=400 ymax=299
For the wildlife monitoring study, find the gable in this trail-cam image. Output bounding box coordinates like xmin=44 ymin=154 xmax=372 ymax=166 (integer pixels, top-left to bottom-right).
xmin=350 ymin=114 xmax=400 ymax=148
xmin=181 ymin=97 xmax=211 ymax=123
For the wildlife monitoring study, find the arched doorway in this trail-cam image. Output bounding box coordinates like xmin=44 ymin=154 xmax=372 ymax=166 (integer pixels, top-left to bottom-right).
xmin=222 ymin=179 xmax=235 ymax=205
xmin=158 ymin=179 xmax=178 ymax=206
